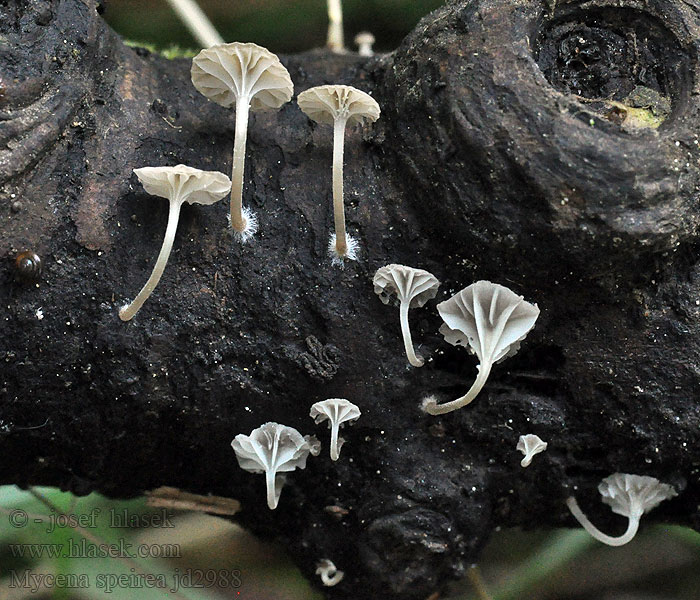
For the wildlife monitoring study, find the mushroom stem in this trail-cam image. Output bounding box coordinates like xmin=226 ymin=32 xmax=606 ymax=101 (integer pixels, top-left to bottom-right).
xmin=164 ymin=0 xmax=223 ymax=48
xmin=327 ymin=0 xmax=344 ymax=52
xmin=119 ymin=200 xmax=182 ymax=321
xmin=422 ymin=361 xmax=493 ymax=415
xmin=400 ymin=300 xmax=424 ymax=367
xmin=265 ymin=470 xmax=278 ymax=510
xmin=566 ymin=497 xmax=640 ymax=546
xmin=330 ymin=422 xmax=341 ymax=461
xmin=332 ymin=117 xmax=348 ymax=256
xmin=230 ymin=98 xmax=251 ymax=233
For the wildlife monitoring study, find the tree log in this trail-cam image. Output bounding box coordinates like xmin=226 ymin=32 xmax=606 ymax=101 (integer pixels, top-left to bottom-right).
xmin=1 ymin=0 xmax=700 ymax=598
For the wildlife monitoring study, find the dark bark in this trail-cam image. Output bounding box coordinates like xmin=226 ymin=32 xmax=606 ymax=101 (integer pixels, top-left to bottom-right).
xmin=2 ymin=0 xmax=700 ymax=598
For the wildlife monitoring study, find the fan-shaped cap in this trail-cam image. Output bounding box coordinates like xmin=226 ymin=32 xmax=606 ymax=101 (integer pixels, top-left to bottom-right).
xmin=231 ymin=422 xmax=313 ymax=474
xmin=438 ymin=281 xmax=540 ymax=366
xmin=231 ymin=422 xmax=315 ymax=509
xmin=297 ymin=85 xmax=380 ymax=126
xmin=133 ymin=165 xmax=231 ymax=206
xmin=191 ymin=42 xmax=293 ymax=111
xmin=373 ymin=264 xmax=440 ymax=308
xmin=516 ymin=434 xmax=547 ymax=467
xmin=310 ymin=399 xmax=361 ymax=428
xmin=599 ymin=473 xmax=677 ymax=518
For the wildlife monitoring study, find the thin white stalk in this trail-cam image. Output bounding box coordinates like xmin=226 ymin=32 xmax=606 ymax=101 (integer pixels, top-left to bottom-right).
xmin=120 ymin=199 xmax=182 ymax=321
xmin=332 ymin=117 xmax=347 ymax=256
xmin=330 ymin=421 xmax=341 ymax=461
xmin=566 ymin=497 xmax=640 ymax=546
xmin=327 ymin=0 xmax=344 ymax=52
xmin=423 ymin=361 xmax=493 ymax=415
xmin=164 ymin=0 xmax=223 ymax=48
xmin=400 ymin=300 xmax=423 ymax=367
xmin=231 ymin=98 xmax=251 ymax=234
xmin=265 ymin=470 xmax=278 ymax=510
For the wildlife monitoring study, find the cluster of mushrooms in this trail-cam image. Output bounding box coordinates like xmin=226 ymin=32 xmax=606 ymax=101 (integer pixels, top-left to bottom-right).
xmin=114 ymin=33 xmax=679 ymax=576
xmin=119 ymin=41 xmax=380 ymax=320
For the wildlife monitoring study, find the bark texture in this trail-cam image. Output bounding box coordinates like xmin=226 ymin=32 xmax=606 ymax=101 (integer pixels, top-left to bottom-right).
xmin=2 ymin=0 xmax=700 ymax=598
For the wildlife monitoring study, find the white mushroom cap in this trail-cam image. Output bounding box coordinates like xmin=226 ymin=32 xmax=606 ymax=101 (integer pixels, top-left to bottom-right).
xmin=354 ymin=31 xmax=376 ymax=46
xmin=310 ymin=399 xmax=361 ymax=461
xmin=373 ymin=264 xmax=440 ymax=308
xmin=231 ymin=422 xmax=316 ymax=509
xmin=516 ymin=434 xmax=547 ymax=467
xmin=133 ymin=165 xmax=232 ymax=205
xmin=599 ymin=473 xmax=678 ymax=518
xmin=297 ymin=84 xmax=380 ymax=127
xmin=191 ymin=42 xmax=293 ymax=110
xmin=438 ymin=280 xmax=540 ymax=366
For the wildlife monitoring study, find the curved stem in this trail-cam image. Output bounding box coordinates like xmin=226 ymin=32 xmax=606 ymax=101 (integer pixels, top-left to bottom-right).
xmin=230 ymin=99 xmax=250 ymax=233
xmin=566 ymin=497 xmax=640 ymax=546
xmin=119 ymin=200 xmax=182 ymax=321
xmin=332 ymin=117 xmax=347 ymax=256
xmin=265 ymin=470 xmax=278 ymax=510
xmin=400 ymin=300 xmax=423 ymax=367
xmin=423 ymin=361 xmax=492 ymax=415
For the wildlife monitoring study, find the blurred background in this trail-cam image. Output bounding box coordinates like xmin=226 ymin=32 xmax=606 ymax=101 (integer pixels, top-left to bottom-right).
xmin=1 ymin=486 xmax=699 ymax=600
xmin=103 ymin=0 xmax=445 ymax=54
xmin=2 ymin=2 xmax=698 ymax=599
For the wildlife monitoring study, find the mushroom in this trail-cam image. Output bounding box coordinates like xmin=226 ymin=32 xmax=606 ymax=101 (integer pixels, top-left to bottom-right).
xmin=316 ymin=559 xmax=344 ymax=587
xmin=119 ymin=165 xmax=231 ymax=321
xmin=516 ymin=434 xmax=547 ymax=467
xmin=422 ymin=281 xmax=540 ymax=415
xmin=310 ymin=399 xmax=361 ymax=461
xmin=191 ymin=42 xmax=293 ymax=242
xmin=326 ymin=0 xmax=344 ymax=53
xmin=297 ymin=85 xmax=380 ymax=264
xmin=231 ymin=422 xmax=319 ymax=510
xmin=354 ymin=32 xmax=375 ymax=57
xmin=373 ymin=264 xmax=440 ymax=367
xmin=566 ymin=473 xmax=678 ymax=546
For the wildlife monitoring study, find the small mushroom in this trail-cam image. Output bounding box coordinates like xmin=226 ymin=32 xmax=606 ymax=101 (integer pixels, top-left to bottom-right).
xmin=326 ymin=0 xmax=344 ymax=53
xmin=566 ymin=473 xmax=678 ymax=546
xmin=191 ymin=42 xmax=293 ymax=241
xmin=316 ymin=559 xmax=344 ymax=586
xmin=373 ymin=264 xmax=440 ymax=367
xmin=310 ymin=399 xmax=361 ymax=461
xmin=297 ymin=85 xmax=380 ymax=264
xmin=231 ymin=422 xmax=318 ymax=510
xmin=516 ymin=434 xmax=547 ymax=467
xmin=422 ymin=281 xmax=540 ymax=415
xmin=354 ymin=32 xmax=375 ymax=57
xmin=119 ymin=165 xmax=231 ymax=321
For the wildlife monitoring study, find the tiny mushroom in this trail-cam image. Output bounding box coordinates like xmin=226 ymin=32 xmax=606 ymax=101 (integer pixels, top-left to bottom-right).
xmin=310 ymin=399 xmax=361 ymax=461
xmin=119 ymin=165 xmax=231 ymax=321
xmin=326 ymin=0 xmax=344 ymax=53
xmin=517 ymin=434 xmax=547 ymax=467
xmin=316 ymin=559 xmax=344 ymax=586
xmin=191 ymin=42 xmax=293 ymax=241
xmin=354 ymin=31 xmax=375 ymax=57
xmin=422 ymin=281 xmax=540 ymax=415
xmin=566 ymin=473 xmax=677 ymax=546
xmin=297 ymin=85 xmax=380 ymax=265
xmin=373 ymin=264 xmax=440 ymax=367
xmin=231 ymin=422 xmax=319 ymax=510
